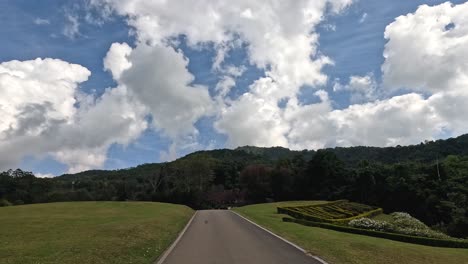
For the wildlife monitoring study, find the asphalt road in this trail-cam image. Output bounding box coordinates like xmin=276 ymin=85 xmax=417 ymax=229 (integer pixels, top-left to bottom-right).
xmin=161 ymin=210 xmax=321 ymax=264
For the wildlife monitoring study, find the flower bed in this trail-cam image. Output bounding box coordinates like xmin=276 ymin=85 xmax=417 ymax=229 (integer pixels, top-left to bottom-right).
xmin=277 ymin=201 xmax=467 ymax=248
xmin=348 ymin=217 xmax=394 ymax=232
xmin=283 ymin=217 xmax=468 ymax=248
xmin=348 ymin=212 xmax=452 ymax=239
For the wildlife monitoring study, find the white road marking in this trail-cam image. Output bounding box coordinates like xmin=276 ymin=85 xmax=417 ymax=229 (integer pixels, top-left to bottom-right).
xmin=155 ymin=211 xmax=197 ymax=264
xmin=230 ymin=210 xmax=329 ymax=264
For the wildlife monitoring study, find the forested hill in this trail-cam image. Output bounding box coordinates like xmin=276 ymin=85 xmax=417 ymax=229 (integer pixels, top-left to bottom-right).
xmin=2 ymin=134 xmax=468 ymax=238
xmin=234 ymin=134 xmax=468 ymax=166
xmin=61 ymin=133 xmax=468 ymax=179
xmin=330 ymin=134 xmax=468 ymax=166
xmin=59 ymin=146 xmax=313 ymax=180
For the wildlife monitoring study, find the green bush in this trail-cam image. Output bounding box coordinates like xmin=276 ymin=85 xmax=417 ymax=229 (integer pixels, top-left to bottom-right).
xmin=283 ymin=217 xmax=468 ymax=248
xmin=0 ymin=199 xmax=12 ymax=207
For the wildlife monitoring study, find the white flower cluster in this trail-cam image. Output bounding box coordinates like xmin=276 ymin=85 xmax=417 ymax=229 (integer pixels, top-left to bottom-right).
xmin=348 ymin=212 xmax=453 ymax=239
xmin=348 ymin=218 xmax=394 ymax=232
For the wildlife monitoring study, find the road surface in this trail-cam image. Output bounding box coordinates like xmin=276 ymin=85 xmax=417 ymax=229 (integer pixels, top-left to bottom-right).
xmin=161 ymin=210 xmax=321 ymax=264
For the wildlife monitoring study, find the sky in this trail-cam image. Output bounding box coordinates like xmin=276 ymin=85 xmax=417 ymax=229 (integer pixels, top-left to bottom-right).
xmin=1 ymin=0 xmax=468 ymax=177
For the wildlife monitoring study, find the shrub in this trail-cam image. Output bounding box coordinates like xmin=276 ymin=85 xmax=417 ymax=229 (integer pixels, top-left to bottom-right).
xmin=348 ymin=212 xmax=452 ymax=239
xmin=348 ymin=217 xmax=394 ymax=232
xmin=0 ymin=199 xmax=12 ymax=207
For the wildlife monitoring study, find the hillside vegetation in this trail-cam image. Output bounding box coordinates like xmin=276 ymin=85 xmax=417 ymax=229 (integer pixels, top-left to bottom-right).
xmin=1 ymin=134 xmax=468 ymax=237
xmin=0 ymin=202 xmax=193 ymax=264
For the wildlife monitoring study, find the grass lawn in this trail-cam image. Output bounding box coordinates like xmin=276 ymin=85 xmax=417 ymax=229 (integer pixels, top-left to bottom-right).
xmin=0 ymin=201 xmax=193 ymax=264
xmin=234 ymin=201 xmax=468 ymax=264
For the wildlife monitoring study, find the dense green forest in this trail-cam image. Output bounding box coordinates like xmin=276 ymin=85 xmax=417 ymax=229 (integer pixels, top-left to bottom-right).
xmin=1 ymin=134 xmax=467 ymax=238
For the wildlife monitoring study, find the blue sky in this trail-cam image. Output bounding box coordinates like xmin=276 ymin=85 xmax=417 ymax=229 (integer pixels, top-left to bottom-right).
xmin=1 ymin=0 xmax=467 ymax=176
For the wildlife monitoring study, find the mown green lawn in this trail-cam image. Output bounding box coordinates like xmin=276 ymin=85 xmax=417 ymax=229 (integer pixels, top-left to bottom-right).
xmin=234 ymin=201 xmax=468 ymax=264
xmin=0 ymin=202 xmax=193 ymax=264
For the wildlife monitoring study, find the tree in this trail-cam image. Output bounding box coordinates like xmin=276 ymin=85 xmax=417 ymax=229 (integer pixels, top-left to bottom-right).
xmin=239 ymin=165 xmax=272 ymax=202
xmin=305 ymin=150 xmax=348 ymax=199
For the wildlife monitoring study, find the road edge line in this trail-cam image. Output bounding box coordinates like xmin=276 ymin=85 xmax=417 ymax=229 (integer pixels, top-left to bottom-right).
xmin=155 ymin=210 xmax=197 ymax=264
xmin=230 ymin=210 xmax=329 ymax=264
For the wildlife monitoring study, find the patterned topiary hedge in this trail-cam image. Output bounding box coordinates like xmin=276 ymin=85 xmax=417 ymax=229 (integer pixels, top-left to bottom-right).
xmin=277 ymin=200 xmax=383 ymax=224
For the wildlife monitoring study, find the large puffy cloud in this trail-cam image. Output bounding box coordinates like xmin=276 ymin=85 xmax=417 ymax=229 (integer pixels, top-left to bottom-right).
xmin=293 ymin=1 xmax=468 ymax=149
xmin=378 ymin=2 xmax=468 ymax=140
xmin=285 ymin=91 xmax=447 ymax=149
xmin=117 ymin=44 xmax=214 ymax=139
xmin=0 ymin=58 xmax=89 ymax=135
xmin=102 ymin=42 xmax=215 ymax=160
xmin=329 ymin=93 xmax=441 ymax=147
xmin=382 ymin=2 xmax=468 ymax=93
xmin=0 ymin=58 xmax=147 ymax=172
xmin=217 ymin=1 xmax=468 ymax=149
xmin=284 ymin=91 xmax=441 ymax=149
xmin=50 ymin=86 xmax=147 ymax=172
xmin=102 ymin=42 xmax=215 ymax=162
xmin=95 ymin=0 xmax=352 ymax=151
xmin=323 ymin=2 xmax=468 ymax=148
xmin=215 ymin=88 xmax=290 ymax=147
xmin=0 ymin=58 xmax=88 ymax=170
xmin=285 ymin=91 xmax=336 ymax=149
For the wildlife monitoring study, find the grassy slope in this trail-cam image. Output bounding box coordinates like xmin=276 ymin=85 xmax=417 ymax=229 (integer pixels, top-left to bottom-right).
xmin=0 ymin=202 xmax=193 ymax=264
xmin=234 ymin=201 xmax=468 ymax=264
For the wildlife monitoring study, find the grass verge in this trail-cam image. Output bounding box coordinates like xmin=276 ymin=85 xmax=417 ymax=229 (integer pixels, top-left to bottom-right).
xmin=234 ymin=201 xmax=468 ymax=264
xmin=0 ymin=201 xmax=193 ymax=264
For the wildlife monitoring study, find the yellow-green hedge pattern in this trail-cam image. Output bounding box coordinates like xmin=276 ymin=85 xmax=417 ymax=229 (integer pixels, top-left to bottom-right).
xmin=277 ymin=200 xmax=383 ymax=224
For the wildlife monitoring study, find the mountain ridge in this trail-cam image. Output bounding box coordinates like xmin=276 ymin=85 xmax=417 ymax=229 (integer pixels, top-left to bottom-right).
xmin=60 ymin=133 xmax=468 ymax=178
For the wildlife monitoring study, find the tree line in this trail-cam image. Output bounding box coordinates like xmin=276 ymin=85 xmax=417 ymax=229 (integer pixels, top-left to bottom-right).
xmin=1 ymin=135 xmax=468 ymax=238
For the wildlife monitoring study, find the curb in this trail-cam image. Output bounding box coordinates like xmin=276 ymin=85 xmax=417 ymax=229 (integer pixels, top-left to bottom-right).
xmin=155 ymin=211 xmax=197 ymax=264
xmin=230 ymin=210 xmax=329 ymax=264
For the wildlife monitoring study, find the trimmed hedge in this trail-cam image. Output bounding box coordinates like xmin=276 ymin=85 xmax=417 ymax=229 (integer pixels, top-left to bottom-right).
xmin=277 ymin=200 xmax=383 ymax=224
xmin=283 ymin=217 xmax=468 ymax=248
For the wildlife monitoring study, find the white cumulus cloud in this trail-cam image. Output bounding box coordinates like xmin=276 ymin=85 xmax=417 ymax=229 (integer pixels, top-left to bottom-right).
xmin=333 ymin=74 xmax=378 ymax=103
xmin=106 ymin=43 xmax=214 ymax=141
xmin=93 ymin=0 xmax=352 ymax=154
xmin=0 ymin=58 xmax=147 ymax=173
xmin=382 ymin=2 xmax=468 ymax=94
